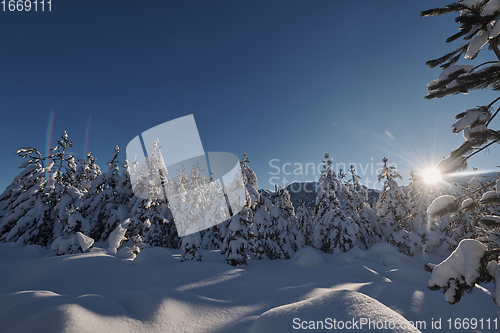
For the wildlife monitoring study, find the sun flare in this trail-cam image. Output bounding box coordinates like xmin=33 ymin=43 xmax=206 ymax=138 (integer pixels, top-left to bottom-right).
xmin=421 ymin=168 xmax=442 ymax=184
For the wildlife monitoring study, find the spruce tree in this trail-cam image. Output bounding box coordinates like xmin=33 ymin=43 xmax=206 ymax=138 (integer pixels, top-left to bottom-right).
xmin=240 ymin=153 xmax=260 ymax=209
xmin=221 ymin=200 xmax=253 ymax=266
xmin=74 ymin=152 xmax=101 ymax=191
xmin=422 ymin=0 xmax=500 ymax=305
xmin=313 ymin=153 xmax=369 ymax=253
xmin=295 ymin=197 xmax=313 ymax=247
xmin=83 ymin=146 xmax=123 ymax=240
xmin=0 ymin=148 xmax=48 ymax=245
xmin=376 ymin=157 xmax=413 ymax=254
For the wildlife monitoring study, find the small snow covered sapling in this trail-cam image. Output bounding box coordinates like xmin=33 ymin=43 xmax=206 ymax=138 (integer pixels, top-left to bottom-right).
xmin=221 ymin=206 xmax=252 ymax=266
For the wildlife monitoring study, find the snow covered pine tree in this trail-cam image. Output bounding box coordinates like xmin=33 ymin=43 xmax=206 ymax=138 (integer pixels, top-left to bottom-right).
xmin=313 ymin=153 xmax=370 ymax=253
xmin=376 ymin=157 xmax=414 ymax=255
xmin=422 ymin=0 xmax=500 ymax=305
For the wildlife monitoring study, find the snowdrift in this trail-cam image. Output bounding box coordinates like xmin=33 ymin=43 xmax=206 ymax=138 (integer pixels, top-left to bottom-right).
xmin=250 ymin=289 xmax=421 ymax=333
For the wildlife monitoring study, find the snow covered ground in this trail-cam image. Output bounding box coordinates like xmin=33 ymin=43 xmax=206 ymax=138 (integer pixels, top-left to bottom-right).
xmin=0 ymin=242 xmax=499 ymax=333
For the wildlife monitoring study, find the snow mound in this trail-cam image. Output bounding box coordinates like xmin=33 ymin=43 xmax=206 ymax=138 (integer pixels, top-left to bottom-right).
xmin=332 ymin=252 xmax=357 ymax=265
xmin=293 ymin=248 xmax=323 ymax=268
xmin=0 ymin=288 xmax=237 ymax=333
xmin=115 ymin=246 xmax=136 ymax=260
xmin=347 ymin=246 xmax=369 ymax=260
xmin=250 ymin=289 xmax=421 ymax=333
xmin=51 ymin=232 xmax=94 ymax=255
xmin=134 ymin=247 xmax=174 ymax=265
xmin=380 ymin=252 xmax=403 ymax=266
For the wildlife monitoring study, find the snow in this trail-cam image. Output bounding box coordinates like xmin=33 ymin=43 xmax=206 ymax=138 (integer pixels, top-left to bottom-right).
xmin=427 ymin=195 xmax=457 ymax=216
xmin=437 ymin=155 xmax=466 ymax=174
xmin=461 ymin=197 xmax=474 ymax=209
xmin=481 ymin=215 xmax=500 ymax=225
xmin=108 ymin=220 xmax=129 ymax=254
xmin=293 ymin=247 xmax=323 ymax=268
xmin=497 ymin=178 xmax=500 ymax=193
xmin=466 ymin=29 xmax=490 ymax=59
xmin=0 ymin=242 xmax=499 ymax=332
xmin=480 ymin=190 xmax=499 ymax=202
xmin=51 ymin=232 xmax=94 ymax=255
xmin=250 ymin=290 xmax=420 ymax=333
xmin=484 ymin=0 xmax=500 ymax=16
xmin=461 ymin=0 xmax=483 ymax=8
xmin=76 ymin=232 xmax=94 ymax=252
xmin=463 ymin=124 xmax=486 ymax=140
xmin=428 ymin=239 xmax=487 ymax=288
xmin=133 ymin=247 xmax=174 ymax=264
xmin=437 ymin=65 xmax=473 ymax=82
xmin=452 ymin=109 xmax=490 ymax=133
xmin=490 ymin=20 xmax=500 ymax=39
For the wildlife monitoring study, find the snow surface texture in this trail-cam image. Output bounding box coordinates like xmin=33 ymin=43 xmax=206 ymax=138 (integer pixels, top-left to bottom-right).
xmin=1 ymin=242 xmax=500 ymax=332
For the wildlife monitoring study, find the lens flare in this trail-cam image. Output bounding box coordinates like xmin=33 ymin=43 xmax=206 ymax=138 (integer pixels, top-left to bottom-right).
xmin=422 ymin=167 xmax=442 ymax=184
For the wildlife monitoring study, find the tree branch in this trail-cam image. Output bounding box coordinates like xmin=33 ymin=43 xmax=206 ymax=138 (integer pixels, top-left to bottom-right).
xmin=489 ymin=40 xmax=500 ymax=61
xmin=486 ymin=106 xmax=500 ymax=126
xmin=466 ymin=139 xmax=500 ymax=159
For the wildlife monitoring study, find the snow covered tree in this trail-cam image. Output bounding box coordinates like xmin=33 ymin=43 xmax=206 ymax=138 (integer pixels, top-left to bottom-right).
xmin=295 ymin=197 xmax=313 ymax=246
xmin=376 ymin=157 xmax=414 ymax=254
xmin=48 ymin=132 xmax=92 ymax=254
xmin=221 ymin=191 xmax=253 ymax=266
xmin=82 ymin=146 xmax=123 ymax=240
xmin=422 ymin=1 xmax=500 ymax=177
xmin=125 ymin=139 xmax=179 ymax=249
xmin=250 ymin=206 xmax=274 ymax=259
xmin=346 ymin=164 xmax=382 ymax=246
xmin=422 ymin=0 xmax=500 ymax=305
xmin=274 ymin=186 xmax=302 ymax=252
xmin=74 ymin=152 xmax=101 ymax=191
xmin=0 ymin=148 xmax=50 ymax=245
xmin=313 ymin=153 xmax=370 ymax=253
xmin=275 ymin=186 xmax=296 ymax=224
xmin=181 ymin=232 xmax=202 ymax=262
xmin=201 ymin=173 xmax=230 ymax=249
xmin=240 ymin=153 xmax=260 ymax=209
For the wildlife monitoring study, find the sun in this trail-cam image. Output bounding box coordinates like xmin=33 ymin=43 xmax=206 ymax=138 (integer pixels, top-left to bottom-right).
xmin=421 ymin=167 xmax=442 ymax=184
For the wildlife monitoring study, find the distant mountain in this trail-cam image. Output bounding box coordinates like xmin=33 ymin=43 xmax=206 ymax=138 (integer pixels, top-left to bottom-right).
xmin=258 ymin=172 xmax=498 ymax=218
xmin=448 ymin=171 xmax=498 ymax=187
xmin=259 ymin=182 xmax=380 ymax=218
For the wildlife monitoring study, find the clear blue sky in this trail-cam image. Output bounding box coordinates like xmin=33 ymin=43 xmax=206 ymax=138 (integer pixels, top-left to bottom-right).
xmin=1 ymin=0 xmax=499 ymax=192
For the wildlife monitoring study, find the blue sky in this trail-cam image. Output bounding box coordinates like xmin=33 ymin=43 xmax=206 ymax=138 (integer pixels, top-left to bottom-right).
xmin=1 ymin=0 xmax=499 ymax=192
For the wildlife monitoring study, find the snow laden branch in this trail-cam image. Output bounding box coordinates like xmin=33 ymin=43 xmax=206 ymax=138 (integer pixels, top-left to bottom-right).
xmin=427 ymin=239 xmax=500 ymax=305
